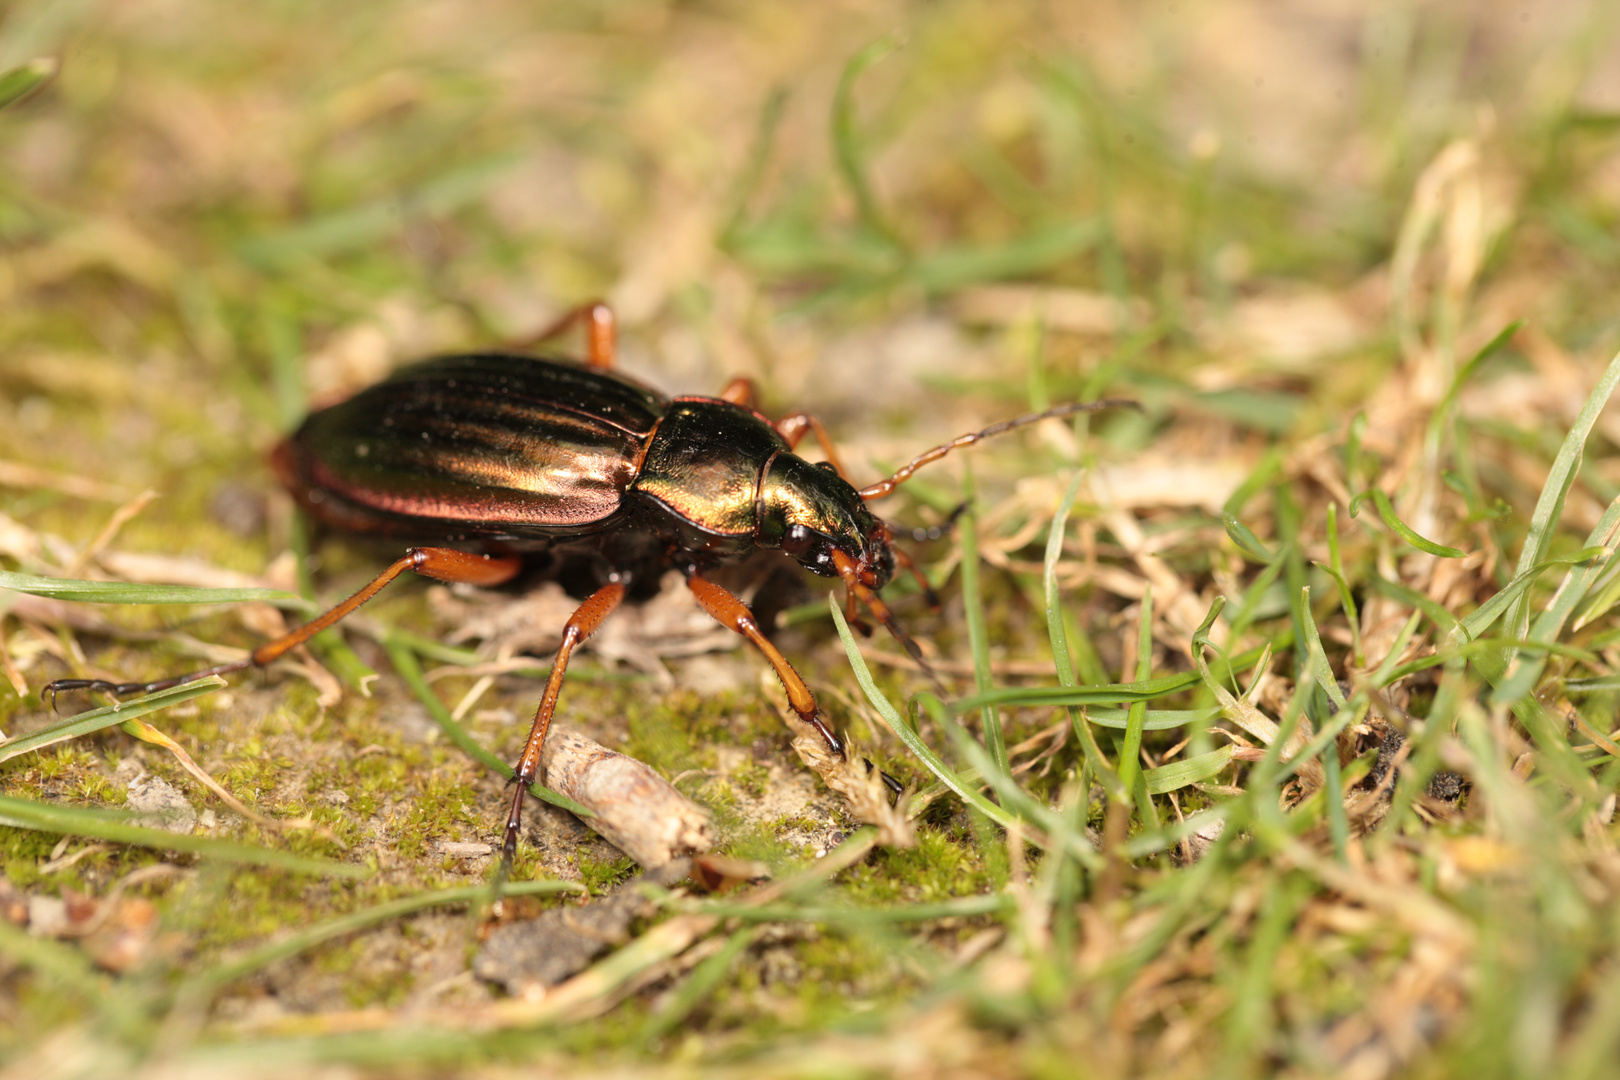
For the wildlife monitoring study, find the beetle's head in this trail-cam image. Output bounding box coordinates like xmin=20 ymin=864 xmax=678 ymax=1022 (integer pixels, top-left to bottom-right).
xmin=759 ymin=453 xmax=894 ymax=589
xmin=757 ymin=451 xmax=942 ymax=677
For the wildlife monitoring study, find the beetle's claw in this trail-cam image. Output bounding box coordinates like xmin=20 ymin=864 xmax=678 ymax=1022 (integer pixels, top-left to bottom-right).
xmin=42 ymin=678 xmax=126 ymax=711
xmin=863 ymin=759 xmax=905 ymax=798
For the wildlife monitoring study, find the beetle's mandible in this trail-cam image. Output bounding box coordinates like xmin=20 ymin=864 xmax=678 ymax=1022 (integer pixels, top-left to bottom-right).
xmin=46 ymin=303 xmax=1134 ymax=864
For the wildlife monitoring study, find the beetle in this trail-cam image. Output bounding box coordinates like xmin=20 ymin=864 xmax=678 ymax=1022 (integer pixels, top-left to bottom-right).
xmin=46 ymin=303 xmax=1132 ymax=863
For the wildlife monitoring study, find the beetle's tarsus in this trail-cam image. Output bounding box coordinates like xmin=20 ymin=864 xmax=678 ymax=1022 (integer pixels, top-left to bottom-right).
xmin=44 ymin=677 xmax=150 ymax=707
xmin=805 ymin=712 xmax=845 ymax=759
xmin=864 ymin=759 xmax=905 ymax=797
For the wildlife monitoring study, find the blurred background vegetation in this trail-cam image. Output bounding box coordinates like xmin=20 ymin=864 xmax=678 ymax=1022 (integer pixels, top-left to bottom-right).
xmin=4 ymin=1 xmax=1620 ymax=1077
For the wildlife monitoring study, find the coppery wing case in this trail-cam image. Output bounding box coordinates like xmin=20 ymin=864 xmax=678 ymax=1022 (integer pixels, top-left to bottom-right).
xmin=274 ymin=354 xmax=669 ymax=540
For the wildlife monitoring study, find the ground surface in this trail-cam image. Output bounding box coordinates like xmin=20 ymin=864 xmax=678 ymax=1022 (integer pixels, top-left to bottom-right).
xmin=4 ymin=2 xmax=1620 ymax=1077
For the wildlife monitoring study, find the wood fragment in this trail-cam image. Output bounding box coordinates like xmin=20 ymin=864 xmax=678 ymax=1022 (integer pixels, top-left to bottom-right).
xmin=542 ymin=728 xmax=713 ymax=868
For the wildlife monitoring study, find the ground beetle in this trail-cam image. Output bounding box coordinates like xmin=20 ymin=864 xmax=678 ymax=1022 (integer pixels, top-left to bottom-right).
xmin=47 ymin=303 xmax=1132 ymax=863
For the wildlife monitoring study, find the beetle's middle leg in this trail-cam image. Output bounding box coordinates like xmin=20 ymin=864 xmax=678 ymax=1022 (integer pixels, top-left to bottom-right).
xmin=685 ymin=571 xmax=845 ymax=760
xmin=44 ymin=547 xmax=522 ymax=703
xmin=503 ymin=579 xmax=626 ymax=861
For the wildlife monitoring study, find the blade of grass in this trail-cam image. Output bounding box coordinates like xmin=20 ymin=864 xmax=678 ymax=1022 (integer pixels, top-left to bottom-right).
xmin=1488 ymin=496 xmax=1620 ymax=706
xmin=0 ymin=795 xmax=365 ymax=877
xmin=1298 ymin=587 xmax=1349 ymax=858
xmin=1321 ymin=502 xmax=1364 ymax=668
xmin=928 ymin=698 xmax=1100 ymax=870
xmin=1371 ymin=575 xmax=1461 ymax=636
xmin=1505 ymin=345 xmax=1620 ymax=639
xmin=1223 ymin=515 xmax=1276 ymax=562
xmin=832 ymin=36 xmax=904 ymax=251
xmin=684 ymin=892 xmax=1012 ymax=923
xmin=1116 ymin=586 xmax=1156 ymax=824
xmin=1044 ymin=469 xmax=1122 ymax=798
xmin=1083 ymin=707 xmax=1220 ymax=730
xmin=287 ymin=507 xmax=374 ymax=692
xmin=0 ymin=57 xmax=55 ymax=109
xmin=1369 ymin=610 xmax=1425 ymax=688
xmin=1452 ymin=546 xmax=1608 ymax=644
xmin=1142 ymin=746 xmax=1233 ymax=795
xmin=637 ymin=926 xmax=759 ymax=1044
xmin=0 ymin=570 xmax=307 ymax=608
xmin=957 ymin=461 xmax=1007 ymax=777
xmin=828 ymin=598 xmax=1019 ymax=833
xmin=911 ymin=220 xmax=1101 ymax=292
xmin=1361 ymin=488 xmax=1466 ymax=558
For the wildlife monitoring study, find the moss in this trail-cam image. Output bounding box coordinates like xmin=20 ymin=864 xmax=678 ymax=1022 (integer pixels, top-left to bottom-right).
xmin=577 ymin=850 xmax=636 ymax=895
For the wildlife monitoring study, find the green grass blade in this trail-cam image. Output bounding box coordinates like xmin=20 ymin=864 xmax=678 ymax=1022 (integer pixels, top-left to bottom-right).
xmin=1084 ymin=707 xmax=1219 ymax=730
xmin=0 ymin=58 xmax=55 ymax=109
xmin=1116 ymin=586 xmax=1155 ymax=821
xmin=638 ymin=926 xmax=759 ymax=1043
xmin=828 ymin=599 xmax=1019 ymax=833
xmin=1322 ymin=502 xmax=1363 ymax=666
xmin=1506 ymin=345 xmax=1620 ymax=638
xmin=1370 ymin=575 xmax=1461 ymax=635
xmin=0 ymin=677 xmax=226 ymax=763
xmin=911 ymin=220 xmax=1101 ymax=292
xmin=0 ymin=795 xmax=366 ymax=877
xmin=1044 ymin=469 xmax=1121 ymax=797
xmin=952 ymin=672 xmax=1205 ymax=711
xmin=832 ymin=36 xmax=903 ymax=250
xmin=930 ymin=702 xmax=1100 ymax=870
xmin=0 ymin=570 xmax=308 ymax=608
xmin=383 ymin=637 xmax=592 ymax=819
xmin=1143 ymin=745 xmax=1233 ymax=794
xmin=1298 ymin=589 xmax=1350 ymax=859
xmin=688 ymin=893 xmax=1012 ymax=923
xmin=957 ymin=463 xmax=1007 ymax=778
xmin=1365 ymin=489 xmax=1466 ymax=558
xmin=1489 ymin=496 xmax=1620 ymax=706
xmin=1453 ymin=546 xmax=1609 ymax=644
xmin=1223 ymin=514 xmax=1276 ymax=561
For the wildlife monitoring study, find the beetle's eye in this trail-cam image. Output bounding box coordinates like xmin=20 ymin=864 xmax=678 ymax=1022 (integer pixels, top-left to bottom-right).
xmin=782 ymin=524 xmax=817 ymax=557
xmin=815 ymin=461 xmax=838 ymax=474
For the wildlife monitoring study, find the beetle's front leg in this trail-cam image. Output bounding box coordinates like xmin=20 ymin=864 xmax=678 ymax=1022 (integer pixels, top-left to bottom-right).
xmin=503 ymin=579 xmax=627 ymax=862
xmin=684 ymin=570 xmax=845 ymax=759
xmin=773 ymin=412 xmax=851 ymax=481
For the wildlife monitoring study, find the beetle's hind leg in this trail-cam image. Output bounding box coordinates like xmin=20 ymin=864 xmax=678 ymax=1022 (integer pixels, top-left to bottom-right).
xmin=503 ymin=579 xmax=627 ymax=863
xmin=685 ymin=571 xmax=845 ymax=759
xmin=43 ymin=547 xmax=523 ymax=707
xmin=505 ymin=300 xmax=617 ymax=369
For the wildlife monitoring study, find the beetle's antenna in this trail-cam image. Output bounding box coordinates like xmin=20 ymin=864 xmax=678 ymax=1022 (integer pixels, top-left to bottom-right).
xmin=858 ymin=399 xmax=1140 ymax=501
